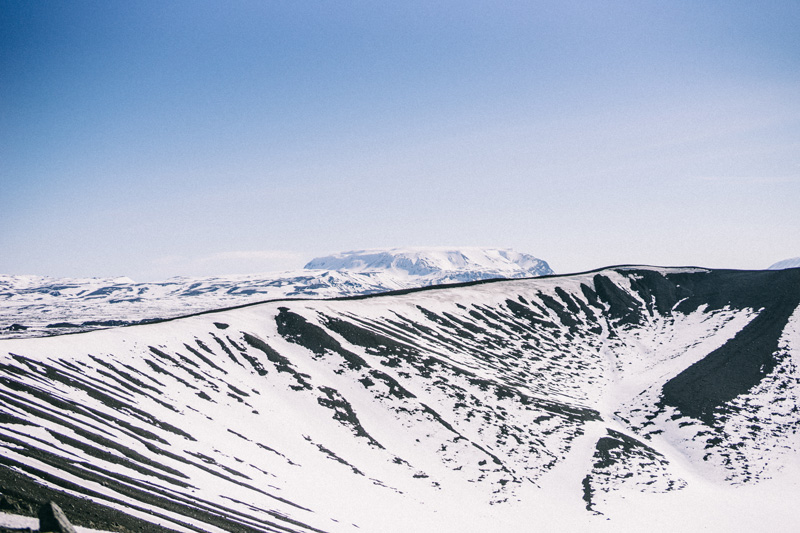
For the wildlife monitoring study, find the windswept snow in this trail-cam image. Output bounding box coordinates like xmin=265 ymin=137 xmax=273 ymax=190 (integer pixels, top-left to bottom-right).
xmin=1 ymin=266 xmax=799 ymax=532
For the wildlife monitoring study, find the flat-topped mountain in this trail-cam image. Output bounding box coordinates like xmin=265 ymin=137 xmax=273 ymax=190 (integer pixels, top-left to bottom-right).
xmin=304 ymin=247 xmax=553 ymax=279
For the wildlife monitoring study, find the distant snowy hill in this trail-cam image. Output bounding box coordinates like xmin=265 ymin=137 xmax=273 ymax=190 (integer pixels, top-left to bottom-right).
xmin=768 ymin=257 xmax=800 ymax=270
xmin=305 ymin=248 xmax=553 ymax=280
xmin=0 ymin=248 xmax=552 ymax=339
xmin=1 ymin=266 xmax=799 ymax=532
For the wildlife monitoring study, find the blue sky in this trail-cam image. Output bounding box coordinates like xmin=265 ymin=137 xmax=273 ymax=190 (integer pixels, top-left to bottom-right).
xmin=2 ymin=1 xmax=798 ymax=280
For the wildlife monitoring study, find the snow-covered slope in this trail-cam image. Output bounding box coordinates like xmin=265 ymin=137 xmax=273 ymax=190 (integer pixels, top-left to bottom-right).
xmin=1 ymin=266 xmax=799 ymax=532
xmin=0 ymin=248 xmax=552 ymax=339
xmin=768 ymin=257 xmax=800 ymax=270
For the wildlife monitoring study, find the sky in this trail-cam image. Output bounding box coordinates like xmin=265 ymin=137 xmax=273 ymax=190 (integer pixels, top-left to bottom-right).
xmin=1 ymin=1 xmax=798 ymax=281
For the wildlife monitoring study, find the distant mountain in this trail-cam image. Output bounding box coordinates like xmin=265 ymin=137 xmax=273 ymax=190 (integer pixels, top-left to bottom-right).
xmin=304 ymin=247 xmax=553 ymax=280
xmin=1 ymin=266 xmax=798 ymax=532
xmin=0 ymin=248 xmax=552 ymax=339
xmin=768 ymin=257 xmax=800 ymax=270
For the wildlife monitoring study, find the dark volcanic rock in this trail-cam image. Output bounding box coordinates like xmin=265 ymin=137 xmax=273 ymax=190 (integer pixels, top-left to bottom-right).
xmin=38 ymin=501 xmax=77 ymax=533
xmin=661 ymin=269 xmax=800 ymax=424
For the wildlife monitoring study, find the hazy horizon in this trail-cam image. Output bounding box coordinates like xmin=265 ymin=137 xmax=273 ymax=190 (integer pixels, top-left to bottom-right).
xmin=2 ymin=1 xmax=798 ymax=281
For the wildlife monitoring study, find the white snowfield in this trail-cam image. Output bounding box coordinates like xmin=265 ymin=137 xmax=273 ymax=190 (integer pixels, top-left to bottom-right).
xmin=768 ymin=257 xmax=800 ymax=270
xmin=0 ymin=247 xmax=553 ymax=339
xmin=0 ymin=265 xmax=799 ymax=532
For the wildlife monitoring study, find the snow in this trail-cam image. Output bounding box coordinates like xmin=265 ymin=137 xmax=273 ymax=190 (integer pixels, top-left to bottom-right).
xmin=0 ymin=247 xmax=553 ymax=340
xmin=0 ymin=266 xmax=798 ymax=532
xmin=768 ymin=257 xmax=800 ymax=270
xmin=304 ymin=247 xmax=553 ymax=277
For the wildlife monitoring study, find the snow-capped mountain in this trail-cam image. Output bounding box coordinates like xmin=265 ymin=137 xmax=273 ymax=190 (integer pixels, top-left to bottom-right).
xmin=1 ymin=266 xmax=798 ymax=532
xmin=0 ymin=248 xmax=552 ymax=339
xmin=304 ymin=247 xmax=553 ymax=280
xmin=768 ymin=257 xmax=800 ymax=270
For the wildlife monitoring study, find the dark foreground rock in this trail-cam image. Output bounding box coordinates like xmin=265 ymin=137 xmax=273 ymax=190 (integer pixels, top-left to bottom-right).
xmin=38 ymin=502 xmax=76 ymax=533
xmin=0 ymin=466 xmax=178 ymax=533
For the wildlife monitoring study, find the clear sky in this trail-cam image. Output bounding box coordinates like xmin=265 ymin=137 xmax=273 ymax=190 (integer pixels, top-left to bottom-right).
xmin=2 ymin=1 xmax=798 ymax=280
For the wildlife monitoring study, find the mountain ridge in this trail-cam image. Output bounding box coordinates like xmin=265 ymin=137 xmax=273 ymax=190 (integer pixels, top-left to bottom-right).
xmin=0 ymin=248 xmax=553 ymax=339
